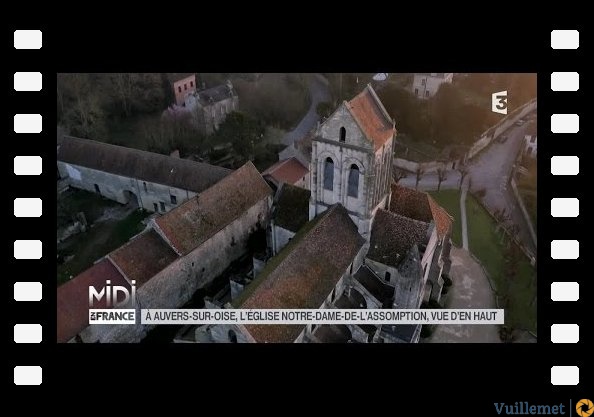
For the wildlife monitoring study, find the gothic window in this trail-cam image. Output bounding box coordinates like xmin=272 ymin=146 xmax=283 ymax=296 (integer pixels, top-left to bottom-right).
xmin=324 ymin=157 xmax=334 ymax=190
xmin=339 ymin=126 xmax=346 ymax=142
xmin=347 ymin=164 xmax=360 ymax=197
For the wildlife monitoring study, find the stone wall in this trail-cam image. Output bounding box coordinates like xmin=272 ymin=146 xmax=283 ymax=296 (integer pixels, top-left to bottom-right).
xmin=78 ymin=196 xmax=272 ymax=343
xmin=57 ymin=162 xmax=196 ymax=213
xmin=271 ymin=223 xmax=295 ymax=255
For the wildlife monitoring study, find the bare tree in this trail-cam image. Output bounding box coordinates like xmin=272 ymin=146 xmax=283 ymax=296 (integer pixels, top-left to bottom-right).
xmin=392 ymin=169 xmax=406 ymax=184
xmin=415 ymin=166 xmax=425 ymax=191
xmin=437 ymin=165 xmax=448 ymax=192
xmin=457 ymin=165 xmax=469 ymax=190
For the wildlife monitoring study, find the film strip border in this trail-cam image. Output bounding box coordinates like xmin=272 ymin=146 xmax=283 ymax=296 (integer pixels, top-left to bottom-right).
xmin=12 ymin=29 xmax=45 ymax=385
xmin=548 ymin=29 xmax=583 ymax=387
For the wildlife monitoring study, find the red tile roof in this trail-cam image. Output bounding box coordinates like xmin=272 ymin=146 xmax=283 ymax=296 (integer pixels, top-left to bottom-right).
xmin=108 ymin=230 xmax=179 ymax=287
xmin=57 ymin=259 xmax=129 ymax=343
xmin=261 ymin=157 xmax=309 ymax=186
xmin=154 ymin=161 xmax=272 ymax=255
xmin=237 ymin=204 xmax=365 ymax=343
xmin=346 ymin=85 xmax=395 ymax=150
xmin=368 ymin=209 xmax=431 ymax=267
xmin=390 ymin=184 xmax=452 ymax=239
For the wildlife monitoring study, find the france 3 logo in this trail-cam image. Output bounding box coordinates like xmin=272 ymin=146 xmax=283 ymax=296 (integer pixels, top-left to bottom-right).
xmin=492 ymin=90 xmax=508 ymax=115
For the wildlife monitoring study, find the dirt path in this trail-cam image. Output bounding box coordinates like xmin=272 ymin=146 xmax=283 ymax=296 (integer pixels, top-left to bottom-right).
xmin=425 ymin=247 xmax=501 ymax=343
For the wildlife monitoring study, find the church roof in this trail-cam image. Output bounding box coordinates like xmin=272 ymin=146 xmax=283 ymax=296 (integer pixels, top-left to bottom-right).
xmin=346 ymin=85 xmax=395 ymax=150
xmin=367 ymin=209 xmax=430 ymax=268
xmin=273 ymin=184 xmax=310 ymax=233
xmin=390 ymin=184 xmax=452 ymax=239
xmin=262 ymin=157 xmax=309 ymax=186
xmin=57 ymin=136 xmax=231 ymax=193
xmin=108 ymin=229 xmax=179 ymax=287
xmin=57 ymin=259 xmax=129 ymax=343
xmin=154 ymin=161 xmax=272 ymax=255
xmin=235 ymin=204 xmax=365 ymax=343
xmin=353 ymin=265 xmax=395 ymax=305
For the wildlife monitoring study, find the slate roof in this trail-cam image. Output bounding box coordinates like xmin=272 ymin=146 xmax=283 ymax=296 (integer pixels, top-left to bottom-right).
xmin=273 ymin=184 xmax=310 ymax=233
xmin=367 ymin=209 xmax=430 ymax=268
xmin=381 ymin=324 xmax=420 ymax=342
xmin=57 ymin=136 xmax=231 ymax=193
xmin=108 ymin=230 xmax=179 ymax=287
xmin=262 ymin=157 xmax=309 ymax=186
xmin=194 ymin=83 xmax=236 ymax=106
xmin=312 ymin=325 xmax=352 ymax=343
xmin=390 ymin=184 xmax=452 ymax=239
xmin=237 ymin=204 xmax=365 ymax=343
xmin=346 ymin=85 xmax=395 ymax=150
xmin=57 ymin=259 xmax=129 ymax=343
xmin=154 ymin=161 xmax=272 ymax=255
xmin=353 ymin=265 xmax=395 ymax=304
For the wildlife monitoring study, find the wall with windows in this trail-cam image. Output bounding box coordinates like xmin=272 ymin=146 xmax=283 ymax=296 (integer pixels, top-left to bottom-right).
xmin=57 ymin=161 xmax=197 ymax=213
xmin=173 ymin=74 xmax=197 ymax=106
xmin=411 ymin=73 xmax=453 ymax=99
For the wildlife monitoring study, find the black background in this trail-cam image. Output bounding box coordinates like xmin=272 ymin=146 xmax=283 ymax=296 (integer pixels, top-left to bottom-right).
xmin=8 ymin=10 xmax=588 ymax=414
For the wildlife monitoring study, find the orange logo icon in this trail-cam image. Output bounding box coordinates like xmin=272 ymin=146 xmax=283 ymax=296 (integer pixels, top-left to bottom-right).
xmin=577 ymin=399 xmax=594 ymax=417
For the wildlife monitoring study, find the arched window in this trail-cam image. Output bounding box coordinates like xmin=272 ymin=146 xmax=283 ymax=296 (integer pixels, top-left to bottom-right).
xmin=385 ymin=271 xmax=391 ymax=282
xmin=339 ymin=127 xmax=346 ymax=142
xmin=228 ymin=329 xmax=238 ymax=343
xmin=347 ymin=164 xmax=360 ymax=197
xmin=324 ymin=157 xmax=334 ymax=190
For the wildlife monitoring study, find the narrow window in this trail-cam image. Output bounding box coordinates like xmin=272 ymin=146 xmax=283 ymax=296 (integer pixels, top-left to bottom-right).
xmin=421 ymin=78 xmax=426 ymax=86
xmin=153 ymin=203 xmax=158 ymax=212
xmin=385 ymin=271 xmax=391 ymax=282
xmin=170 ymin=195 xmax=177 ymax=204
xmin=143 ymin=182 xmax=147 ymax=192
xmin=339 ymin=126 xmax=346 ymax=142
xmin=190 ymin=80 xmax=194 ymax=88
xmin=184 ymin=83 xmax=187 ymax=91
xmin=94 ymin=184 xmax=100 ymax=194
xmin=414 ymin=88 xmax=419 ymax=96
xmin=178 ymin=86 xmax=182 ymax=93
xmin=160 ymin=201 xmax=166 ymax=212
xmin=323 ymin=157 xmax=334 ymax=190
xmin=347 ymin=164 xmax=359 ymax=198
xmin=228 ymin=330 xmax=238 ymax=343
xmin=425 ymin=90 xmax=430 ymax=98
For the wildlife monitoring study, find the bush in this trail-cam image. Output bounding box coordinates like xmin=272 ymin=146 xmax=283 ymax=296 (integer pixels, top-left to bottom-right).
xmin=475 ymin=188 xmax=487 ymax=199
xmin=420 ymin=325 xmax=434 ymax=338
xmin=316 ymin=102 xmax=334 ymax=118
xmin=442 ymin=273 xmax=453 ymax=287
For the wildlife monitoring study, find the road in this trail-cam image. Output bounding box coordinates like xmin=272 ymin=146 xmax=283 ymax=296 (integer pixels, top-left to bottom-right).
xmin=466 ymin=123 xmax=536 ymax=254
xmin=282 ymin=74 xmax=331 ymax=146
xmin=397 ymin=120 xmax=536 ymax=255
xmin=425 ymin=247 xmax=501 ymax=343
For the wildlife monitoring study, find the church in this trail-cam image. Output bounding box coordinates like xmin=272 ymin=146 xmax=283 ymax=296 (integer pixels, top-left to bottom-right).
xmin=185 ymin=85 xmax=453 ymax=344
xmin=57 ymin=84 xmax=452 ymax=344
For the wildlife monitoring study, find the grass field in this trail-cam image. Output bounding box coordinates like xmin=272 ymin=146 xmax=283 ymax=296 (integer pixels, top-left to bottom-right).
xmin=465 ymin=196 xmax=536 ymax=333
xmin=57 ymin=209 xmax=150 ymax=285
xmin=429 ymin=189 xmax=537 ymax=333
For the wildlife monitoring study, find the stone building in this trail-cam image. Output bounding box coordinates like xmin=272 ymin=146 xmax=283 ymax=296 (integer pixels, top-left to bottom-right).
xmin=173 ymin=74 xmax=197 ymax=106
xmin=309 ymin=84 xmax=395 ymax=240
xmin=57 ymin=136 xmax=230 ymax=214
xmin=185 ymin=81 xmax=239 ymax=134
xmin=261 ymin=157 xmax=309 ymax=190
xmin=411 ymin=73 xmax=454 ymax=99
xmin=523 ymin=122 xmax=537 ymax=159
xmin=57 ymin=84 xmax=453 ymax=344
xmin=186 ymin=85 xmax=453 ymax=344
xmin=57 ymin=162 xmax=273 ymax=343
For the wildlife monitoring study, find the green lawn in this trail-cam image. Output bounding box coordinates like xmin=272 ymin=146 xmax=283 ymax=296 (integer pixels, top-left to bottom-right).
xmin=465 ymin=196 xmax=536 ymax=333
xmin=57 ymin=209 xmax=150 ymax=285
xmin=428 ymin=190 xmax=462 ymax=247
